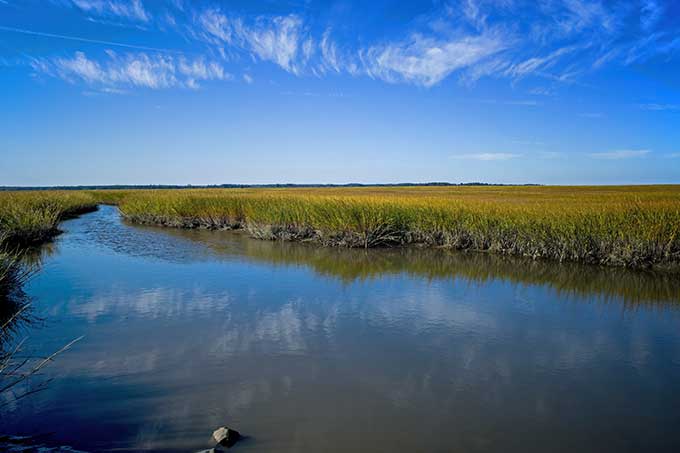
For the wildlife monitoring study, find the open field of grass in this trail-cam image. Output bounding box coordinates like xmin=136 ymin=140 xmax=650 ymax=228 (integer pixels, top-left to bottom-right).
xmin=115 ymin=185 xmax=680 ymax=269
xmin=1 ymin=186 xmax=680 ymax=273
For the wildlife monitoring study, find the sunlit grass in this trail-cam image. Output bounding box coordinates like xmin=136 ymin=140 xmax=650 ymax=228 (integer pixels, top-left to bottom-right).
xmin=0 ymin=191 xmax=98 ymax=246
xmin=0 ymin=191 xmax=98 ymax=303
xmin=1 ymin=186 xmax=679 ymax=270
xmin=115 ymin=185 xmax=680 ymax=269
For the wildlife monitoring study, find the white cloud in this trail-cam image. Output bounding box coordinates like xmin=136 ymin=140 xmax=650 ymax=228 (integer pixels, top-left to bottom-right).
xmin=458 ymin=56 xmax=511 ymax=85
xmin=33 ymin=0 xmax=680 ymax=90
xmin=559 ymin=0 xmax=617 ymax=33
xmin=319 ymin=29 xmax=341 ymax=73
xmin=363 ymin=30 xmax=509 ymax=87
xmin=177 ymin=56 xmax=227 ymax=87
xmin=503 ymin=46 xmax=579 ymax=80
xmin=178 ymin=57 xmax=221 ymax=79
xmin=71 ymin=0 xmax=149 ymax=22
xmin=196 ymin=8 xmax=233 ymax=43
xmin=624 ymin=30 xmax=680 ymax=65
xmin=588 ymin=149 xmax=651 ymax=159
xmin=461 ymin=0 xmax=487 ymax=29
xmin=194 ymin=7 xmax=526 ymax=88
xmin=197 ymin=10 xmax=310 ymax=75
xmin=452 ymin=153 xmax=521 ymax=161
xmin=55 ymin=51 xmax=105 ymax=83
xmin=591 ymin=48 xmax=620 ymax=69
xmin=354 ymin=0 xmax=659 ymax=88
xmin=243 ymin=73 xmax=253 ymax=84
xmin=241 ymin=16 xmax=306 ymax=74
xmin=36 ymin=51 xmax=229 ymax=90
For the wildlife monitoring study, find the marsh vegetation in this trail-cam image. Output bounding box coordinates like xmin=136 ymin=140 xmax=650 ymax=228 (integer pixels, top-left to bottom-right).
xmin=1 ymin=186 xmax=679 ymax=275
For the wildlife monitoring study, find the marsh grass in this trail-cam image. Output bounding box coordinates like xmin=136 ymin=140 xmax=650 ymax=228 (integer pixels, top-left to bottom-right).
xmin=1 ymin=186 xmax=679 ymax=271
xmin=116 ymin=186 xmax=680 ymax=269
xmin=0 ymin=191 xmax=98 ymax=246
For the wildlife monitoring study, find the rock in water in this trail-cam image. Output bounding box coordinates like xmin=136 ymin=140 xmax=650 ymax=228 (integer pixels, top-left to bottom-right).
xmin=212 ymin=427 xmax=241 ymax=448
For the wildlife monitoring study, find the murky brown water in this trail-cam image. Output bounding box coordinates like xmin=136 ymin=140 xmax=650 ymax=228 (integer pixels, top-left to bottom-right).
xmin=2 ymin=205 xmax=680 ymax=452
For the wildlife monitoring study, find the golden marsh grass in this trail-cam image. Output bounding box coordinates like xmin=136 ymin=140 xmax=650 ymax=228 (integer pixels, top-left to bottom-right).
xmin=1 ymin=185 xmax=679 ymax=270
xmin=114 ymin=185 xmax=680 ymax=268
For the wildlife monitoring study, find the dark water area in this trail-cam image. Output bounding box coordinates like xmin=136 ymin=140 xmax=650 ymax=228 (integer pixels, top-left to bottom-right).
xmin=2 ymin=205 xmax=680 ymax=452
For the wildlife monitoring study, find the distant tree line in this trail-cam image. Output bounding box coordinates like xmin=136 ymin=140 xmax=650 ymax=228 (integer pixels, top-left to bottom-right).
xmin=0 ymin=182 xmax=541 ymax=191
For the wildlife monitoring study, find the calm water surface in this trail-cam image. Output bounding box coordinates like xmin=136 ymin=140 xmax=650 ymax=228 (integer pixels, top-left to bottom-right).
xmin=3 ymin=205 xmax=680 ymax=452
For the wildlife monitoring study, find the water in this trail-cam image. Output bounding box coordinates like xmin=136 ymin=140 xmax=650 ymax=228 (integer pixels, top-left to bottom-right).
xmin=2 ymin=205 xmax=680 ymax=452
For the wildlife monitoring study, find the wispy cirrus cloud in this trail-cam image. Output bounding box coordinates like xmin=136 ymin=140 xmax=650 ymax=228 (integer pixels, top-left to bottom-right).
xmin=588 ymin=149 xmax=651 ymax=159
xmin=452 ymin=153 xmax=521 ymax=161
xmin=23 ymin=0 xmax=680 ymax=90
xmin=362 ymin=30 xmax=509 ymax=87
xmin=502 ymin=45 xmax=580 ymax=81
xmin=242 ymin=16 xmax=310 ymax=75
xmin=188 ymin=1 xmax=663 ymax=88
xmin=197 ymin=10 xmax=312 ymax=75
xmin=33 ymin=50 xmax=229 ymax=90
xmin=194 ymin=6 xmax=513 ymax=87
xmin=70 ymin=0 xmax=149 ymax=22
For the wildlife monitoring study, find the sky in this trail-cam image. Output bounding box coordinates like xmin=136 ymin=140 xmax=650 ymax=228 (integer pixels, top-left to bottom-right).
xmin=1 ymin=0 xmax=679 ymax=186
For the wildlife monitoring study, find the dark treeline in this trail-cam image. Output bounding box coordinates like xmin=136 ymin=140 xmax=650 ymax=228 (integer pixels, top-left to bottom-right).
xmin=0 ymin=182 xmax=540 ymax=191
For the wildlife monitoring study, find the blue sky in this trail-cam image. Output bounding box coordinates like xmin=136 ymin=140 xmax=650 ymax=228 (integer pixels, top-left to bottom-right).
xmin=1 ymin=0 xmax=679 ymax=186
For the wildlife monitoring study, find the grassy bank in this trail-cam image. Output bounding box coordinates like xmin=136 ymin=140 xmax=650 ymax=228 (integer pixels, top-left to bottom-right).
xmin=0 ymin=191 xmax=98 ymax=246
xmin=116 ymin=186 xmax=680 ymax=269
xmin=0 ymin=191 xmax=99 ymax=304
xmin=1 ymin=186 xmax=680 ymax=271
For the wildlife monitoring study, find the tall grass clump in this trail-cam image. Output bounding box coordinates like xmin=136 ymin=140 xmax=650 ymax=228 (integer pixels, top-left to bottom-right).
xmin=117 ymin=186 xmax=680 ymax=270
xmin=0 ymin=191 xmax=98 ymax=311
xmin=0 ymin=191 xmax=98 ymax=246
